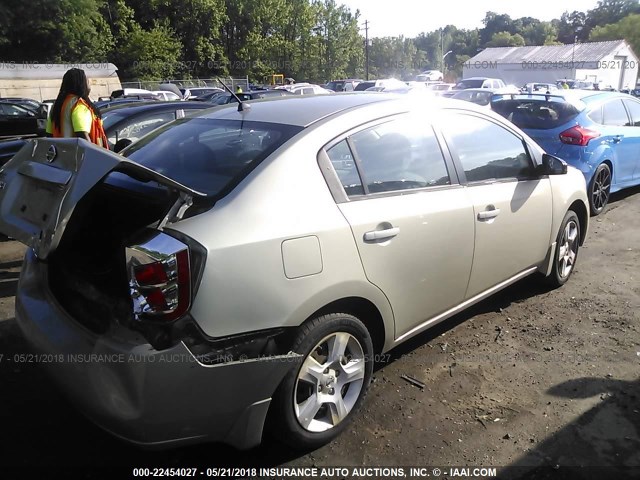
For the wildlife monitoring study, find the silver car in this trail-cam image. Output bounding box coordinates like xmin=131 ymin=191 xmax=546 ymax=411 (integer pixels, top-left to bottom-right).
xmin=0 ymin=94 xmax=589 ymax=450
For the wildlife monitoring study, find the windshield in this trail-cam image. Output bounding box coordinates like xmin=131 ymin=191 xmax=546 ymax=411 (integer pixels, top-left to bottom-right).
xmin=491 ymin=98 xmax=582 ymax=130
xmin=122 ymin=118 xmax=303 ymax=196
xmin=327 ymin=81 xmax=345 ymax=91
xmin=101 ymin=111 xmax=129 ymax=131
xmin=454 ymin=79 xmax=484 ymax=90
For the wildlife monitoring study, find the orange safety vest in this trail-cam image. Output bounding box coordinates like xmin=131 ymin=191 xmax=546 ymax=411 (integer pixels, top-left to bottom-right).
xmin=51 ymin=94 xmax=109 ymax=149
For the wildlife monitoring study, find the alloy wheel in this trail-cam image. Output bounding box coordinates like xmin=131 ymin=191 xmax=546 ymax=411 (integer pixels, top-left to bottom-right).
xmin=558 ymin=220 xmax=579 ymax=279
xmin=294 ymin=332 xmax=366 ymax=432
xmin=591 ymin=166 xmax=611 ymax=212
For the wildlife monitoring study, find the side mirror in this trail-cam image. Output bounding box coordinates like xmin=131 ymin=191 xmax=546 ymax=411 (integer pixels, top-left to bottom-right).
xmin=114 ymin=138 xmax=133 ymax=153
xmin=541 ymin=153 xmax=568 ymax=175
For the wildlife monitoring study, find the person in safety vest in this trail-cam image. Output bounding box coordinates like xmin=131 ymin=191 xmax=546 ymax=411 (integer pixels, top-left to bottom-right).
xmin=46 ymin=68 xmax=108 ymax=149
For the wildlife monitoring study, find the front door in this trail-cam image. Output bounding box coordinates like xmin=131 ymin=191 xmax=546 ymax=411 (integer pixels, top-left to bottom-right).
xmin=440 ymin=112 xmax=553 ymax=298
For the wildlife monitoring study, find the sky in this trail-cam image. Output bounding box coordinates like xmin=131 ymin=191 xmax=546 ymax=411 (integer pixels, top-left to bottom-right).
xmin=339 ymin=0 xmax=602 ymax=38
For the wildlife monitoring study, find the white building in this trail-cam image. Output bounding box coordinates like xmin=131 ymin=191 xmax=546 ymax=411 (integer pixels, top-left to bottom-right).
xmin=464 ymin=40 xmax=638 ymax=90
xmin=0 ymin=63 xmax=121 ymax=101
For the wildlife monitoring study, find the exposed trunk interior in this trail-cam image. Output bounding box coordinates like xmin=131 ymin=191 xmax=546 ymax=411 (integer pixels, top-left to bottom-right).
xmin=48 ymin=177 xmax=179 ymax=334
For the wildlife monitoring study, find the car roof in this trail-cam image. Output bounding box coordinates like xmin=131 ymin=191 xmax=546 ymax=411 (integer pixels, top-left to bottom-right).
xmin=101 ymin=100 xmax=210 ymax=114
xmin=192 ymin=92 xmax=481 ymax=127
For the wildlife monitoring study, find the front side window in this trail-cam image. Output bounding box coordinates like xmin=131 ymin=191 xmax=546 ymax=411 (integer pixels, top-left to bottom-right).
xmin=442 ymin=114 xmax=533 ymax=182
xmin=349 ymin=118 xmax=451 ymax=194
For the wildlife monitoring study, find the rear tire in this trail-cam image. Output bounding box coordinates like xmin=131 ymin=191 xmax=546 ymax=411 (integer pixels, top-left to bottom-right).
xmin=589 ymin=163 xmax=611 ymax=216
xmin=271 ymin=313 xmax=374 ymax=450
xmin=545 ymin=210 xmax=580 ymax=288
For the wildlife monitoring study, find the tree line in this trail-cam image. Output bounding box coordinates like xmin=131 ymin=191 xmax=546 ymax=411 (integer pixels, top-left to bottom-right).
xmin=0 ymin=0 xmax=638 ymax=83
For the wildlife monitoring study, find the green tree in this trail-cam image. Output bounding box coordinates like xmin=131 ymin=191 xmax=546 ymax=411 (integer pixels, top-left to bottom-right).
xmin=486 ymin=31 xmax=526 ymax=47
xmin=590 ymin=13 xmax=640 ymax=58
xmin=118 ymin=22 xmax=183 ymax=80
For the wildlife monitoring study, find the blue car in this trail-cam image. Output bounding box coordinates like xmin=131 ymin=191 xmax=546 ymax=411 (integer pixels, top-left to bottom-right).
xmin=492 ymin=91 xmax=640 ymax=215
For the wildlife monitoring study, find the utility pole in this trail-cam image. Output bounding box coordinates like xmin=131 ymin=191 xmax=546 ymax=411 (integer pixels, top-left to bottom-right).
xmin=364 ymin=20 xmax=370 ymax=80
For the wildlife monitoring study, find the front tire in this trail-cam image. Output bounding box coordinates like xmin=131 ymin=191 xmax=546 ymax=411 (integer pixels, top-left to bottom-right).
xmin=589 ymin=163 xmax=611 ymax=216
xmin=545 ymin=210 xmax=580 ymax=288
xmin=271 ymin=313 xmax=374 ymax=450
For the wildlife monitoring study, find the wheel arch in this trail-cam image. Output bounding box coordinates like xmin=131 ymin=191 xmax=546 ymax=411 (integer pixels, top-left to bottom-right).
xmin=568 ymin=199 xmax=588 ymax=245
xmin=302 ymin=297 xmax=387 ymax=354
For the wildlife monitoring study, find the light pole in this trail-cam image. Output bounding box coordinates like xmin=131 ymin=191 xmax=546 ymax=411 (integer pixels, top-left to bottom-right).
xmin=442 ymin=50 xmax=453 ymax=74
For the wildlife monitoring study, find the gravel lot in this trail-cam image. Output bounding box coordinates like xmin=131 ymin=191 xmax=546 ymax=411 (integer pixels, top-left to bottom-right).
xmin=0 ymin=187 xmax=638 ymax=480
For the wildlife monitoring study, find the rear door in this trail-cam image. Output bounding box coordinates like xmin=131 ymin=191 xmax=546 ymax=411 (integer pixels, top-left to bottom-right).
xmin=600 ymin=98 xmax=635 ymax=184
xmin=439 ymin=111 xmax=553 ymax=298
xmin=326 ymin=115 xmax=475 ymax=338
xmin=0 ymin=138 xmax=205 ymax=259
xmin=621 ymin=98 xmax=640 ymax=180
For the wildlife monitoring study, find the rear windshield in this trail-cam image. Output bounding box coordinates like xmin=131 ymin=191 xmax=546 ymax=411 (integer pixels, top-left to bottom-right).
xmin=454 ymin=79 xmax=484 ymax=89
xmin=491 ymin=98 xmax=582 ymax=130
xmin=354 ymin=82 xmax=375 ymax=91
xmin=122 ymin=118 xmax=303 ymax=196
xmin=452 ymin=90 xmax=492 ymax=106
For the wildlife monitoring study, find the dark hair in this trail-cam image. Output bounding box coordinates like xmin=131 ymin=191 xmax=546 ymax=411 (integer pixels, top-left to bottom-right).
xmin=51 ymin=68 xmax=101 ymax=132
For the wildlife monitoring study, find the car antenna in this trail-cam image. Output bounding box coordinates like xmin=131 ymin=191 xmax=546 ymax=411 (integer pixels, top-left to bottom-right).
xmin=217 ymin=77 xmax=251 ymax=113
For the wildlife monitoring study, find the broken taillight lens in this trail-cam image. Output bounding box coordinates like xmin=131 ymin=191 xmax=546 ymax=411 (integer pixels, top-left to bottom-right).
xmin=127 ymin=233 xmax=191 ymax=322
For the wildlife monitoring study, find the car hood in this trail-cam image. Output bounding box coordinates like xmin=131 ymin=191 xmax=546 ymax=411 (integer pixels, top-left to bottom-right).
xmin=0 ymin=138 xmax=205 ymax=259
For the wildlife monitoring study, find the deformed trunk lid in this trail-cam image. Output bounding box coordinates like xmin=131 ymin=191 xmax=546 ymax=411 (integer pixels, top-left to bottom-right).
xmin=0 ymin=138 xmax=206 ymax=259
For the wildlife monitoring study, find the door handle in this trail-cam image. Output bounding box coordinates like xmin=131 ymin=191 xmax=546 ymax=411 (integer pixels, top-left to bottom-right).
xmin=363 ymin=227 xmax=400 ymax=241
xmin=477 ymin=207 xmax=501 ymax=220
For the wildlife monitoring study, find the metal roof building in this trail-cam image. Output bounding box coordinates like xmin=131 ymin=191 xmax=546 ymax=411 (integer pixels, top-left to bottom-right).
xmin=464 ymin=40 xmax=639 ymax=90
xmin=0 ymin=63 xmax=121 ymax=101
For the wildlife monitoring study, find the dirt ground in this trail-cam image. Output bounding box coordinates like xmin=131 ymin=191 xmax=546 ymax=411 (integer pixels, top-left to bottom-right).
xmin=0 ymin=187 xmax=639 ymax=480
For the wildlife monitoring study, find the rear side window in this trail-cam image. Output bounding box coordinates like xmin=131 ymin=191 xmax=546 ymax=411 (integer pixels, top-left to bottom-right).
xmin=442 ymin=114 xmax=533 ymax=182
xmin=492 ymin=98 xmax=581 ymax=130
xmin=602 ymin=99 xmax=629 ymax=126
xmin=122 ymin=118 xmax=302 ymax=197
xmin=623 ymin=99 xmax=640 ymax=126
xmin=350 ymin=119 xmax=451 ymax=193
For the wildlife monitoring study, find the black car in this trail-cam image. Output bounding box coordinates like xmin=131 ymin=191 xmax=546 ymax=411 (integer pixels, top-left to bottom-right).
xmin=99 ymin=101 xmax=215 ymax=151
xmin=326 ymin=79 xmax=363 ymax=92
xmin=0 ymin=102 xmax=46 ymax=138
xmin=207 ymin=89 xmax=293 ymax=105
xmin=0 ymin=97 xmax=43 ymax=112
xmin=0 ymin=101 xmax=214 ymax=165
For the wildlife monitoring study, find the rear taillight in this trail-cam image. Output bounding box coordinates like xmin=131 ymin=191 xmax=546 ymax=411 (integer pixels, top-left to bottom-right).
xmin=126 ymin=233 xmax=191 ymax=322
xmin=559 ymin=125 xmax=601 ymax=146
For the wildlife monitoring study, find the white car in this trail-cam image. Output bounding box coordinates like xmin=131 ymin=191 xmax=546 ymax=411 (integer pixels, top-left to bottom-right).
xmin=416 ymin=70 xmax=444 ymax=82
xmin=0 ymin=94 xmax=589 ymax=451
xmin=151 ymin=91 xmax=181 ymax=101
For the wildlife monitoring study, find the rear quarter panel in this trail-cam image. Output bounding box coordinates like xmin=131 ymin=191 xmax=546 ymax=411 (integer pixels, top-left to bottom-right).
xmin=171 ymin=114 xmax=401 ymax=341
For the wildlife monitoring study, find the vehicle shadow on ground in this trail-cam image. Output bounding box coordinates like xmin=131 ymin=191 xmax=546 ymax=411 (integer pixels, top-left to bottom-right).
xmin=498 ymin=377 xmax=640 ymax=480
xmin=382 ymin=274 xmax=552 ymax=366
xmin=609 ymin=184 xmax=640 ymax=206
